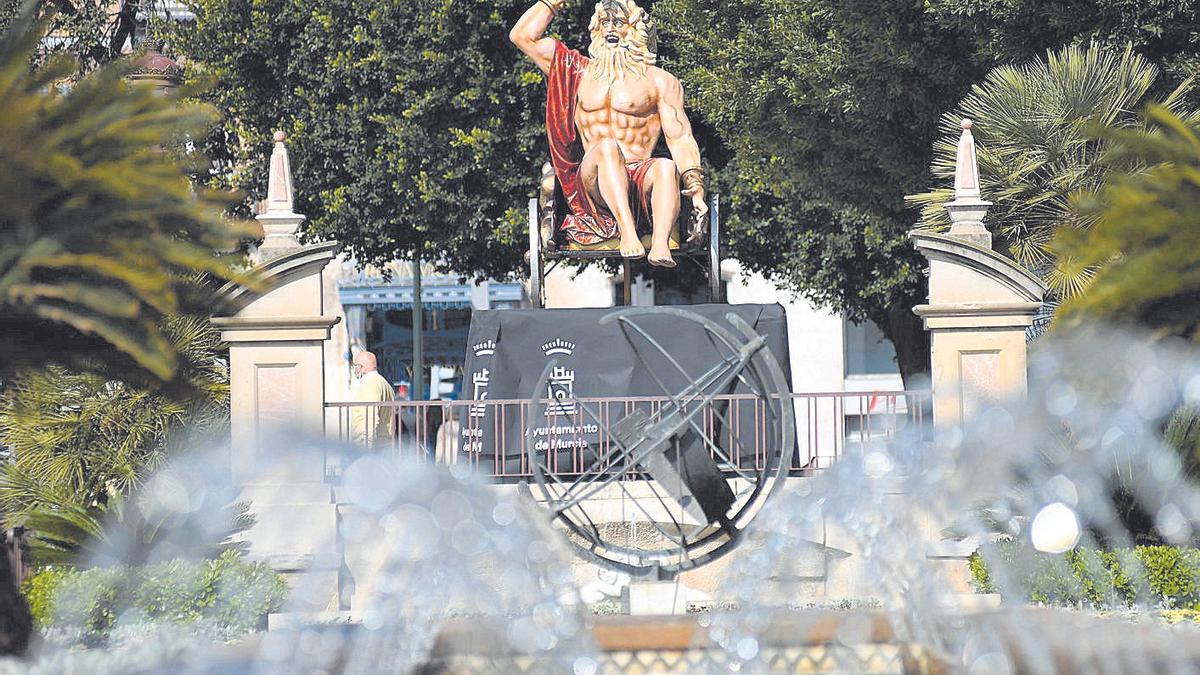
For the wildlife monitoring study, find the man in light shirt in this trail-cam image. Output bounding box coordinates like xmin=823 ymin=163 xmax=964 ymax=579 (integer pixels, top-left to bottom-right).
xmin=350 ymin=351 xmax=395 ymax=449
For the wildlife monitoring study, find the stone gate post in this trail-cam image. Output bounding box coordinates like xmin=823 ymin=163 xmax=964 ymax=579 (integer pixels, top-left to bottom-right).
xmin=912 ymin=120 xmax=1048 ymax=427
xmin=211 ymin=132 xmax=342 ymax=610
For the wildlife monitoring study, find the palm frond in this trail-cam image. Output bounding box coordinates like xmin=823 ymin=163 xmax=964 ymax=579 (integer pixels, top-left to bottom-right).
xmin=0 ymin=3 xmax=256 ymax=390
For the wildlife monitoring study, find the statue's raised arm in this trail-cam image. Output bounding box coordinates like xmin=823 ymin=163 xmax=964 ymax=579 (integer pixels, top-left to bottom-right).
xmin=517 ymin=0 xmax=708 ymax=268
xmin=509 ymin=0 xmax=565 ymax=74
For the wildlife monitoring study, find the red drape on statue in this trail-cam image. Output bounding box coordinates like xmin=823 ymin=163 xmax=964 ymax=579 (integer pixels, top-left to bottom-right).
xmin=546 ymin=40 xmax=653 ymax=246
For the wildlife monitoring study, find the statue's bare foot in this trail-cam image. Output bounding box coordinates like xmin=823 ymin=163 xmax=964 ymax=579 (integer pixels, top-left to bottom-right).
xmin=648 ymin=245 xmax=676 ymax=268
xmin=620 ymin=235 xmax=645 ymax=259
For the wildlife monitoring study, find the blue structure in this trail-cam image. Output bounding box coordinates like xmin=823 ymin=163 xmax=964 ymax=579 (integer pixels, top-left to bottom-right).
xmin=337 ymin=268 xmax=525 ymax=392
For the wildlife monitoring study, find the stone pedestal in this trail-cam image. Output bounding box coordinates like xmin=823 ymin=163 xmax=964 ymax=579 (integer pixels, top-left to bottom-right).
xmin=212 ymin=241 xmax=343 ymax=611
xmin=213 ymin=243 xmax=344 ymax=614
xmin=212 ymin=242 xmax=341 ymax=483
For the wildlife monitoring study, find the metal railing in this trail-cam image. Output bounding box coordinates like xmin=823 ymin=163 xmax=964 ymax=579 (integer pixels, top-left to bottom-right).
xmin=324 ymin=391 xmax=931 ymax=482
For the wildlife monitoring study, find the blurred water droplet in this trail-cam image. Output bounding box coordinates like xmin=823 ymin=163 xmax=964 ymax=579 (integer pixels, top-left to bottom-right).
xmin=1185 ymin=374 xmax=1200 ymax=403
xmin=430 ymin=489 xmax=473 ymax=531
xmin=1155 ymin=503 xmax=1190 ymax=543
xmin=573 ymin=656 xmax=599 ymax=675
xmin=1045 ymin=382 xmax=1077 ymax=417
xmin=1131 ymin=367 xmax=1177 ymax=419
xmin=969 ymin=651 xmax=1013 ymax=674
xmin=451 ymin=519 xmax=488 ymax=556
xmin=1101 ymin=426 xmax=1125 ymax=448
xmin=1151 ymin=449 xmax=1182 ymax=482
xmin=864 ymin=450 xmax=894 ymax=478
xmin=449 ymin=461 xmax=473 ymax=480
xmin=1030 ymin=502 xmax=1080 ymax=554
xmin=148 ymin=471 xmax=193 ymax=514
xmin=1045 ymin=474 xmax=1078 ymax=506
xmin=492 ymin=501 xmax=517 ymax=526
xmin=736 ymin=637 xmax=759 ymax=660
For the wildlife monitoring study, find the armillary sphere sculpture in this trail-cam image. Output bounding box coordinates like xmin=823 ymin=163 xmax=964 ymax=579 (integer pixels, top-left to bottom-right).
xmin=522 ymin=307 xmax=794 ymax=577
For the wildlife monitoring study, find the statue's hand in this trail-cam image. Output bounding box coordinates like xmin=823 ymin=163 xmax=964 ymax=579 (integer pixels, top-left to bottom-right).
xmin=683 ymin=186 xmax=709 ymax=244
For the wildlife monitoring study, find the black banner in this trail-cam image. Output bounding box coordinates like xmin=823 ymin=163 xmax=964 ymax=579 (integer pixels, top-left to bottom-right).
xmin=459 ymin=304 xmax=792 ymax=479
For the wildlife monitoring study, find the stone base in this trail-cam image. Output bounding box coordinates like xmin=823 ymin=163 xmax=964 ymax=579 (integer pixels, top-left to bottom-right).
xmin=278 ymin=570 xmax=341 ymax=613
xmin=237 ymin=482 xmax=341 ymax=612
xmin=628 ymin=581 xmax=690 ymax=616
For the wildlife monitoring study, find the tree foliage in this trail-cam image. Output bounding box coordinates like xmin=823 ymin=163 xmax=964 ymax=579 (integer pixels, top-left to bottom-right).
xmin=0 ymin=8 xmax=253 ymax=388
xmin=909 ymin=44 xmax=1194 ymax=300
xmin=1056 ymin=107 xmax=1200 ymax=337
xmin=653 ymin=0 xmax=996 ymax=382
xmin=173 ymin=0 xmax=606 ymax=279
xmin=654 ymin=0 xmax=1200 ymax=382
xmin=925 ymin=0 xmax=1200 ymax=97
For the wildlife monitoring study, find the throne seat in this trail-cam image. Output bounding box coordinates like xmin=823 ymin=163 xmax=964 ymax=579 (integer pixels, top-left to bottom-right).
xmin=528 ymin=163 xmax=721 ymax=307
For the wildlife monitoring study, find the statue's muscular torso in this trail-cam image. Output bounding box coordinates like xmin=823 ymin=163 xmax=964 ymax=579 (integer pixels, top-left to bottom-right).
xmin=575 ymin=69 xmax=665 ymax=163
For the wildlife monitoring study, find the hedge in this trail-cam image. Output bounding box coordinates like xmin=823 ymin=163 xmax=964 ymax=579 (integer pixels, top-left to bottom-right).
xmin=970 ymin=540 xmax=1200 ymax=610
xmin=20 ymin=550 xmax=288 ymax=646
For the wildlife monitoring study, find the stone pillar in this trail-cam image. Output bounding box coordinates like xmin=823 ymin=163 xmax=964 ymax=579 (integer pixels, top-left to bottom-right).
xmin=912 ymin=120 xmax=1047 ymax=426
xmin=212 ymin=133 xmax=343 ymax=611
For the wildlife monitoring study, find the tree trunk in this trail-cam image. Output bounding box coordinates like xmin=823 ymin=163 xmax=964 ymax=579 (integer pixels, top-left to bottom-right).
xmin=0 ymin=533 xmax=32 ymax=657
xmin=885 ymin=301 xmax=931 ymax=392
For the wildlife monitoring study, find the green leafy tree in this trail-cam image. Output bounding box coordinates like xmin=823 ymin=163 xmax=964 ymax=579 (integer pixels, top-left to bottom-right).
xmin=172 ymin=0 xmax=608 ymax=279
xmin=909 ymin=44 xmax=1194 ymax=300
xmin=1057 ymin=107 xmax=1200 ymax=337
xmin=654 ymin=0 xmax=1200 ymax=384
xmin=925 ymin=0 xmax=1200 ymax=98
xmin=653 ymin=0 xmax=998 ymax=384
xmin=0 ymin=9 xmax=253 ymax=389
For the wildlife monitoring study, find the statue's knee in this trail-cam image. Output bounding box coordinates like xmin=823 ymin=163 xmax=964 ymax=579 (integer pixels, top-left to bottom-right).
xmin=653 ymin=159 xmax=679 ymax=183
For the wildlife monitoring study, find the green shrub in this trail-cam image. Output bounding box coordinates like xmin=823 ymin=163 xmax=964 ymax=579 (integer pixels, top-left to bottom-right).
xmin=968 ymin=551 xmax=995 ymax=594
xmin=51 ymin=565 xmax=133 ymax=646
xmin=19 ymin=551 xmax=288 ymax=646
xmin=1137 ymin=546 xmax=1200 ymax=609
xmin=206 ymin=550 xmax=290 ymax=636
xmin=971 ymin=541 xmax=1200 ymax=610
xmin=21 ymin=566 xmax=72 ymax=630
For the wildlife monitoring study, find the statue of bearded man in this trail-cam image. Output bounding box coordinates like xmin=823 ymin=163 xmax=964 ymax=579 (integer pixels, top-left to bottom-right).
xmin=511 ymin=0 xmax=708 ymax=267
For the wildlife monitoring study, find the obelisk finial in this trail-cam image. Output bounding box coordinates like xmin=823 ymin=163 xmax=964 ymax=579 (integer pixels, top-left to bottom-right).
xmin=944 ymin=119 xmax=993 ymax=249
xmin=256 ymin=130 xmax=306 ymax=258
xmin=265 ymin=131 xmax=294 ymax=214
xmin=953 ymin=120 xmax=981 ymax=199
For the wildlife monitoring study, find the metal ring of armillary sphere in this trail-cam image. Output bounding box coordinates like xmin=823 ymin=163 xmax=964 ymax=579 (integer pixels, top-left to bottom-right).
xmin=522 ymin=307 xmax=794 ymax=577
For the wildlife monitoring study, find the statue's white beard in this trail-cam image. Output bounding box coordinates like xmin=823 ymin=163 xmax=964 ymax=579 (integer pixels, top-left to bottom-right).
xmin=587 ymin=38 xmax=647 ymax=82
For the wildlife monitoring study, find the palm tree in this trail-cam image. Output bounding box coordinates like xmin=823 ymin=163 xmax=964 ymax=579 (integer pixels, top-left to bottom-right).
xmin=16 ymin=487 xmax=253 ymax=567
xmin=0 ymin=5 xmax=254 ymax=391
xmin=0 ymin=315 xmax=229 ymax=523
xmin=908 ymin=43 xmax=1195 ymax=302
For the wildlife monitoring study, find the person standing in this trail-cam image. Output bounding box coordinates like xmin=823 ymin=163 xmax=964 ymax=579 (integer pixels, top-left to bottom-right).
xmin=350 ymin=351 xmax=395 ymax=449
